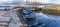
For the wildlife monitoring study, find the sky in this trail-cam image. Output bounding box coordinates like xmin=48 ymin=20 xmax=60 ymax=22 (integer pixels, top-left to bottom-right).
xmin=0 ymin=0 xmax=50 ymax=3
xmin=0 ymin=0 xmax=60 ymax=4
xmin=0 ymin=0 xmax=60 ymax=5
xmin=0 ymin=0 xmax=59 ymax=9
xmin=50 ymin=0 xmax=60 ymax=4
xmin=25 ymin=0 xmax=60 ymax=4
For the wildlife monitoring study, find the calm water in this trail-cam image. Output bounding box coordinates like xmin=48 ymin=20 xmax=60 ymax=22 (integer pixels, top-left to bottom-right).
xmin=36 ymin=12 xmax=60 ymax=27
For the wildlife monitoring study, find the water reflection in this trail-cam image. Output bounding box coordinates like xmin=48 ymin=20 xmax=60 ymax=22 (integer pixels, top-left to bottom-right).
xmin=36 ymin=12 xmax=60 ymax=27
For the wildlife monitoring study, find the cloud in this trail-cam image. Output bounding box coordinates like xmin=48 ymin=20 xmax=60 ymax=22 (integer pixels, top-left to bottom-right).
xmin=3 ymin=0 xmax=12 ymax=2
xmin=0 ymin=0 xmax=50 ymax=4
xmin=0 ymin=0 xmax=2 ymax=3
xmin=26 ymin=0 xmax=50 ymax=3
xmin=39 ymin=0 xmax=50 ymax=3
xmin=0 ymin=0 xmax=12 ymax=3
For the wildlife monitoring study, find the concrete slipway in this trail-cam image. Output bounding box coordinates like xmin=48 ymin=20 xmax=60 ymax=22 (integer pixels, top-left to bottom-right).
xmin=0 ymin=9 xmax=23 ymax=27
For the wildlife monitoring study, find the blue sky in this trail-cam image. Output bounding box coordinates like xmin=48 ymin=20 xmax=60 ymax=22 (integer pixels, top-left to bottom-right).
xmin=50 ymin=0 xmax=60 ymax=4
xmin=0 ymin=0 xmax=60 ymax=4
xmin=0 ymin=0 xmax=60 ymax=6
